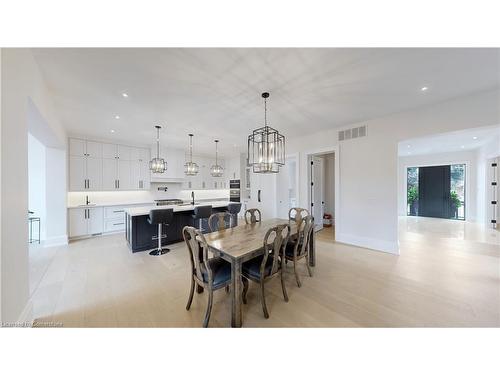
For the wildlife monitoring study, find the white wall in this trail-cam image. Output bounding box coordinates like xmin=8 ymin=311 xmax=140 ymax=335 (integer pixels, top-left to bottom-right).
xmin=28 ymin=133 xmax=47 ymax=240
xmin=286 ymin=89 xmax=499 ymax=254
xmin=397 ymin=150 xmax=478 ymax=221
xmin=1 ymin=49 xmax=66 ymax=322
xmin=45 ymin=147 xmax=67 ymax=246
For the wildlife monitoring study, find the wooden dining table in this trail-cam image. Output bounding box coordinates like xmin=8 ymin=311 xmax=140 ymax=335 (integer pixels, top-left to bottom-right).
xmin=203 ymin=218 xmax=316 ymax=328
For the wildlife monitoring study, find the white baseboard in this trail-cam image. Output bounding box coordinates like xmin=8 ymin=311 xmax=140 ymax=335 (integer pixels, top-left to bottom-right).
xmin=336 ymin=232 xmax=399 ymax=255
xmin=43 ymin=235 xmax=68 ymax=247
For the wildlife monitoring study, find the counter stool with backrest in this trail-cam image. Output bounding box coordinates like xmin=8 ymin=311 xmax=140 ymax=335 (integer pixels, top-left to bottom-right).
xmin=148 ymin=208 xmax=174 ymax=256
xmin=227 ymin=202 xmax=242 ymax=228
xmin=183 ymin=226 xmax=232 ymax=327
xmin=284 ymin=215 xmax=315 ymax=287
xmin=192 ymin=205 xmax=212 ymax=234
xmin=241 ymin=223 xmax=290 ymax=319
xmin=244 ymin=208 xmax=261 ymax=224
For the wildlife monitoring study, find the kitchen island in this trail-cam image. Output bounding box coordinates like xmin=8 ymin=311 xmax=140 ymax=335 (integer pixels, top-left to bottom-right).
xmin=124 ymin=201 xmax=236 ymax=253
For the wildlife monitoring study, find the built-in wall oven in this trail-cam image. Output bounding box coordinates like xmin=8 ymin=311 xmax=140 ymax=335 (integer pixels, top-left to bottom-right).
xmin=229 ymin=179 xmax=240 ymax=202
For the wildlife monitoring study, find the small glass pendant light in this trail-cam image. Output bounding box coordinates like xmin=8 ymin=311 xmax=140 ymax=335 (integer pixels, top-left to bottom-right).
xmin=210 ymin=140 xmax=224 ymax=177
xmin=184 ymin=134 xmax=199 ymax=176
xmin=149 ymin=125 xmax=167 ymax=173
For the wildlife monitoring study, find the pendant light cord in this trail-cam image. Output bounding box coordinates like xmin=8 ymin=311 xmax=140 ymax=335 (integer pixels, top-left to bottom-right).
xmin=156 ymin=127 xmax=160 ymax=159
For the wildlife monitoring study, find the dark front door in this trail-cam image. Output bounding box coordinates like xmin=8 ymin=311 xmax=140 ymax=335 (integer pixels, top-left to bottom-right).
xmin=418 ymin=165 xmax=451 ymax=219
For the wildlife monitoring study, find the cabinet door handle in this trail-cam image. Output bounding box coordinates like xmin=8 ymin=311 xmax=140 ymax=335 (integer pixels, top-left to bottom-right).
xmin=118 ymin=180 xmax=120 ymax=189
xmin=258 ymin=189 xmax=261 ymax=203
xmin=113 ymin=223 xmax=124 ymax=226
xmin=113 ymin=210 xmax=124 ymax=213
xmin=84 ymin=209 xmax=87 ymax=219
xmin=87 ymin=209 xmax=90 ymax=219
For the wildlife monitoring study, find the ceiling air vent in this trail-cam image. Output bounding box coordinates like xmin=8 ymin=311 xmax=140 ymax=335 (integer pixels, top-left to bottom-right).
xmin=338 ymin=125 xmax=367 ymax=142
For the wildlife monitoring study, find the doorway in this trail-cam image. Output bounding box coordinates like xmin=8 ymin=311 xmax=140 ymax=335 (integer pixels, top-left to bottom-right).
xmin=308 ymin=151 xmax=336 ymax=238
xmin=407 ymin=164 xmax=466 ymax=220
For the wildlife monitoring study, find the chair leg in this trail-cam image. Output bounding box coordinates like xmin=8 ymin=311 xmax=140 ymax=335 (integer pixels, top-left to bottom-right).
xmin=306 ymin=255 xmax=313 ymax=277
xmin=260 ymin=281 xmax=269 ymax=319
xmin=186 ymin=277 xmax=195 ymax=310
xmin=293 ymin=260 xmax=302 ymax=288
xmin=242 ymin=277 xmax=249 ymax=304
xmin=280 ymin=269 xmax=289 ymax=302
xmin=203 ymin=289 xmax=213 ymax=328
xmin=225 ymin=285 xmax=230 ymax=294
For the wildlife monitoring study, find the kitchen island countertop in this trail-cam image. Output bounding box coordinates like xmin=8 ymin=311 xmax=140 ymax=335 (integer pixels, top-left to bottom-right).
xmin=124 ymin=201 xmax=232 ymax=217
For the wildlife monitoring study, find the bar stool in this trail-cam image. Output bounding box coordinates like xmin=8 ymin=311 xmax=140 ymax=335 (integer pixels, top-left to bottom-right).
xmin=148 ymin=208 xmax=174 ymax=256
xmin=227 ymin=203 xmax=242 ymax=228
xmin=192 ymin=206 xmax=212 ymax=233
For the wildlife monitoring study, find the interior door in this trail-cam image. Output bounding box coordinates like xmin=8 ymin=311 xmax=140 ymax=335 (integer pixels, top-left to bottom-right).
xmin=418 ymin=165 xmax=451 ymax=218
xmin=311 ymin=156 xmax=324 ymax=231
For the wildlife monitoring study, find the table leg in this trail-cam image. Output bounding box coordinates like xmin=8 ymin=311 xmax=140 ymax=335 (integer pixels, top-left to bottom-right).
xmin=196 ymin=285 xmax=204 ymax=294
xmin=231 ymin=259 xmax=242 ymax=328
xmin=309 ymin=229 xmax=315 ymax=267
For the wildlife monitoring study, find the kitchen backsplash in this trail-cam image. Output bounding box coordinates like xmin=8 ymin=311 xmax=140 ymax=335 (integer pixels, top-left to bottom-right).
xmin=67 ymin=183 xmax=230 ymax=206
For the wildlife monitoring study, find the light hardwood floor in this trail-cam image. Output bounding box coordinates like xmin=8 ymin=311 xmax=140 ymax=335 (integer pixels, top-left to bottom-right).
xmin=28 ymin=217 xmax=499 ymax=327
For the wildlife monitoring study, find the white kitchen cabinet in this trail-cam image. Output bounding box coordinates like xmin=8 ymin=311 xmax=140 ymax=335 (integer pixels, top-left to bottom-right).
xmin=248 ymin=172 xmax=276 ymax=220
xmin=69 ymin=207 xmax=103 ymax=237
xmin=69 ymin=155 xmax=102 ymax=191
xmin=130 ymin=147 xmax=149 ymax=162
xmin=132 ymin=160 xmax=150 ymax=190
xmin=102 ymin=159 xmax=132 ymax=190
xmin=69 ymin=139 xmax=102 ymax=158
xmin=102 ymin=143 xmax=131 ymax=160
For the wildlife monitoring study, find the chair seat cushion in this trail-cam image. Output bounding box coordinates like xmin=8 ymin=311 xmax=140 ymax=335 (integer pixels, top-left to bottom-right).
xmin=285 ymin=242 xmax=304 ymax=257
xmin=201 ymin=257 xmax=231 ymax=288
xmin=242 ymin=255 xmax=277 ymax=279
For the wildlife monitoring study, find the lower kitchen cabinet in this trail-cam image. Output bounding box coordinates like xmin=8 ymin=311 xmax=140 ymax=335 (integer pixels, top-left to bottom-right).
xmin=69 ymin=207 xmax=104 ymax=237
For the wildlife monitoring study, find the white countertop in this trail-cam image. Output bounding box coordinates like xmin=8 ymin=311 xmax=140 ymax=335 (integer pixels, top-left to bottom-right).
xmin=124 ymin=201 xmax=232 ymax=216
xmin=67 ymin=202 xmax=155 ymax=209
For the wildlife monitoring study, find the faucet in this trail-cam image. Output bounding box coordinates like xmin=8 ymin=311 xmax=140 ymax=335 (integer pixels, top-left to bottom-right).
xmin=191 ymin=191 xmax=195 ymax=205
xmin=86 ymin=195 xmax=90 ymax=205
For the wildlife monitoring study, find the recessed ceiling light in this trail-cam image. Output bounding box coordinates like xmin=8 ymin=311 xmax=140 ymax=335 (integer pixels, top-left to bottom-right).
xmin=461 ymin=145 xmax=465 ymax=149
xmin=121 ymin=93 xmax=128 ymax=98
xmin=473 ymin=136 xmax=478 ymax=140
xmin=110 ymin=129 xmax=115 ymax=133
xmin=421 ymin=86 xmax=429 ymax=92
xmin=407 ymin=145 xmax=411 ymax=148
xmin=115 ymin=115 xmax=120 ymax=119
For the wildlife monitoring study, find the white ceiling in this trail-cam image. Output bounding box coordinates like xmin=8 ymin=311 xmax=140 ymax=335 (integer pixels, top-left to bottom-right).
xmin=32 ymin=48 xmax=500 ymax=157
xmin=398 ymin=125 xmax=500 ymax=156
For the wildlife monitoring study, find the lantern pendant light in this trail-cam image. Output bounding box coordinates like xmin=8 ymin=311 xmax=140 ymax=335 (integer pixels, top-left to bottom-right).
xmin=247 ymin=92 xmax=285 ymax=173
xmin=149 ymin=125 xmax=167 ymax=173
xmin=210 ymin=140 xmax=224 ymax=177
xmin=184 ymin=134 xmax=199 ymax=176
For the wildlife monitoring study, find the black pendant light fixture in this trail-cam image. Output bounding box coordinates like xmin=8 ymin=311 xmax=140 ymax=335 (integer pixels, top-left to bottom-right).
xmin=184 ymin=133 xmax=199 ymax=176
xmin=247 ymin=92 xmax=285 ymax=173
xmin=210 ymin=140 xmax=224 ymax=177
xmin=149 ymin=125 xmax=167 ymax=173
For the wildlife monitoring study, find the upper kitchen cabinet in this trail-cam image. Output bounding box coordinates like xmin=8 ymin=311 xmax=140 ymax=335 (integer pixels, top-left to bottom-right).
xmin=150 ymin=146 xmax=185 ymax=182
xmin=69 ymin=138 xmax=102 ymax=158
xmin=69 ymin=138 xmax=103 ymax=191
xmin=102 ymin=143 xmax=131 ymax=160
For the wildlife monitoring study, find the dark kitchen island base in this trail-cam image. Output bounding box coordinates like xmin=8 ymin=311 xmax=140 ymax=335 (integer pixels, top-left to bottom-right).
xmin=125 ymin=206 xmax=234 ymax=253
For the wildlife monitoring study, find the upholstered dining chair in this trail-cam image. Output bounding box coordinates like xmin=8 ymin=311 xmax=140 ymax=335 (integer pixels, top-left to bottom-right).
xmin=244 ymin=208 xmax=262 ymax=224
xmin=208 ymin=212 xmax=231 ymax=232
xmin=183 ymin=226 xmax=232 ymax=328
xmin=241 ymin=224 xmax=290 ymax=319
xmin=284 ymin=215 xmax=314 ymax=287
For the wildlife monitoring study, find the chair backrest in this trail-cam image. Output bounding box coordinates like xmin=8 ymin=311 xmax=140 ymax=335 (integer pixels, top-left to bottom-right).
xmin=259 ymin=224 xmax=290 ymax=279
xmin=288 ymin=207 xmax=310 ymax=232
xmin=227 ymin=202 xmax=242 ymax=215
xmin=244 ymin=208 xmax=262 ymax=224
xmin=182 ymin=226 xmax=212 ymax=285
xmin=149 ymin=208 xmax=174 ymax=225
xmin=193 ymin=205 xmax=212 ymax=219
xmin=292 ymin=215 xmax=314 ymax=257
xmin=208 ymin=212 xmax=231 ymax=232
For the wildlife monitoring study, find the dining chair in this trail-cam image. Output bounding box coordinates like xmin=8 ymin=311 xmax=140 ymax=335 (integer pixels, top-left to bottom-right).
xmin=241 ymin=223 xmax=290 ymax=319
xmin=244 ymin=208 xmax=262 ymax=224
xmin=183 ymin=226 xmax=232 ymax=328
xmin=284 ymin=215 xmax=314 ymax=287
xmin=288 ymin=207 xmax=310 ymax=233
xmin=208 ymin=212 xmax=231 ymax=232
